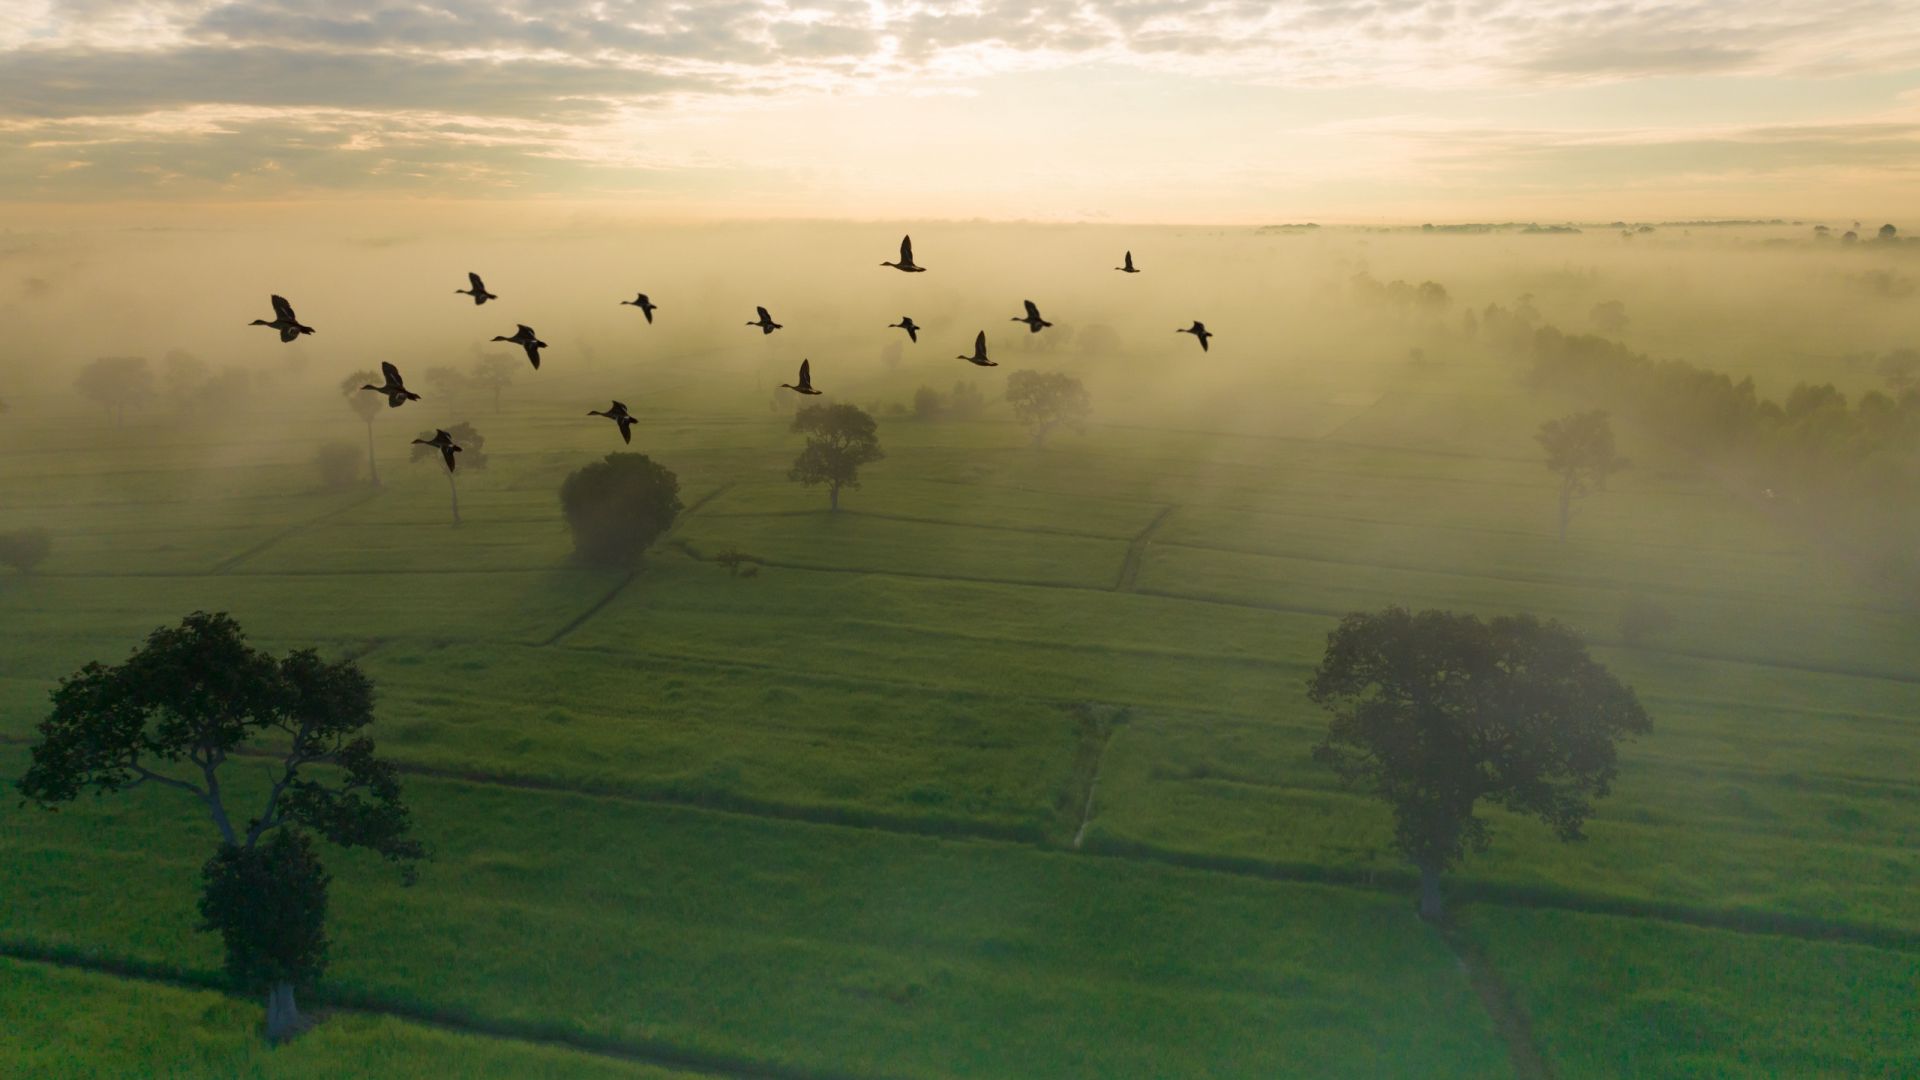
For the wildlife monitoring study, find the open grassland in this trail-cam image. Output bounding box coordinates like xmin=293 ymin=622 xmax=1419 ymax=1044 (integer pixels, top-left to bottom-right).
xmin=1 ymin=343 xmax=1915 ymax=1075
xmin=0 ymin=958 xmax=701 ymax=1080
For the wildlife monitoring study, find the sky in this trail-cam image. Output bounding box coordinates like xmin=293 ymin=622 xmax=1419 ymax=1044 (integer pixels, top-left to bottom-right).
xmin=2 ymin=1 xmax=1918 ymax=223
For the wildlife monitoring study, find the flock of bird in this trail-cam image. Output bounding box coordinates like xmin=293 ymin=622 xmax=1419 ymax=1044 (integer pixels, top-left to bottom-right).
xmin=256 ymin=235 xmax=1213 ymax=472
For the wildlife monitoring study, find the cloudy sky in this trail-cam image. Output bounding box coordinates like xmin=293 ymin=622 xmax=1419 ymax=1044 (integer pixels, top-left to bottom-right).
xmin=3 ymin=1 xmax=1918 ymax=221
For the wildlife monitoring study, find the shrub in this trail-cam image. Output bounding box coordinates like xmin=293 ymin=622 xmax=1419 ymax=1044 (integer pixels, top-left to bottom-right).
xmin=313 ymin=441 xmax=361 ymax=489
xmin=0 ymin=526 xmax=52 ymax=574
xmin=560 ymin=453 xmax=684 ymax=566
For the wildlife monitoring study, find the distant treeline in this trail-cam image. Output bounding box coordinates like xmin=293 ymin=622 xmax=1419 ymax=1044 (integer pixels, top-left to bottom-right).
xmin=1512 ymin=323 xmax=1920 ymax=595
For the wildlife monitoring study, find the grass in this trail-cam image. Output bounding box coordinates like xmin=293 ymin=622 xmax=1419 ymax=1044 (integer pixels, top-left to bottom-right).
xmin=1451 ymin=908 xmax=1918 ymax=1079
xmin=0 ymin=957 xmax=701 ymax=1079
xmin=1 ymin=746 xmax=1512 ymax=1079
xmin=1 ymin=343 xmax=1914 ymax=1075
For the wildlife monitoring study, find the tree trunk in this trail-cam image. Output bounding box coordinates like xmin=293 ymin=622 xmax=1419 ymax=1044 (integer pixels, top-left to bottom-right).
xmin=363 ymin=420 xmax=381 ymax=488
xmin=446 ymin=471 xmax=461 ymax=525
xmin=1556 ymin=473 xmax=1572 ymax=541
xmin=264 ymin=981 xmax=300 ymax=1042
xmin=1417 ymin=861 xmax=1445 ymax=922
xmin=829 ymin=483 xmax=840 ymax=512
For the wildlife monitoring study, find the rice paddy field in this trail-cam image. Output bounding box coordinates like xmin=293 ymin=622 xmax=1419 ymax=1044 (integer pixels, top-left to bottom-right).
xmin=2 ymin=267 xmax=1916 ymax=1078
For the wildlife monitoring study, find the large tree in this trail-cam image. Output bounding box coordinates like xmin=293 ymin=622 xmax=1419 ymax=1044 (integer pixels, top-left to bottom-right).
xmin=788 ymin=403 xmax=884 ymax=511
xmin=1307 ymin=607 xmax=1651 ymax=920
xmin=1006 ymin=371 xmax=1091 ymax=449
xmin=559 ymin=452 xmax=683 ymax=565
xmin=468 ymin=354 xmax=517 ymax=413
xmin=411 ymin=421 xmax=487 ymax=525
xmin=341 ymin=371 xmax=384 ymax=487
xmin=16 ymin=612 xmax=426 ymax=1040
xmin=1536 ymin=410 xmax=1627 ymax=541
xmin=74 ymin=356 xmax=155 ymax=425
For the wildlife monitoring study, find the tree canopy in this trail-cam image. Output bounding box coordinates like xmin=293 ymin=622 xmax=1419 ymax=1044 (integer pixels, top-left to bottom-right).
xmin=1005 ymin=371 xmax=1091 ymax=449
xmin=788 ymin=403 xmax=884 ymax=511
xmin=1307 ymin=607 xmax=1651 ymax=919
xmin=559 ymin=452 xmax=683 ymax=565
xmin=74 ymin=356 xmax=155 ymax=424
xmin=16 ymin=612 xmax=424 ymax=1039
xmin=1536 ymin=410 xmax=1627 ymax=540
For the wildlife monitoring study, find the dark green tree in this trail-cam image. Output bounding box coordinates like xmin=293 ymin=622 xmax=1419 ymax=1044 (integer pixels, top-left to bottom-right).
xmin=788 ymin=404 xmax=884 ymax=511
xmin=15 ymin=612 xmax=426 ymax=1041
xmin=199 ymin=830 xmax=330 ymax=1040
xmin=411 ymin=421 xmax=487 ymax=524
xmin=1005 ymin=371 xmax=1090 ymax=449
xmin=559 ymin=453 xmax=683 ymax=565
xmin=1307 ymin=608 xmax=1651 ymax=920
xmin=1537 ymin=410 xmax=1627 ymax=540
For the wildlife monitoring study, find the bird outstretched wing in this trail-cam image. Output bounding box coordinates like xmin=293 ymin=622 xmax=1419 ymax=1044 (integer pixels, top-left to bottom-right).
xmin=900 ymin=235 xmax=914 ymax=264
xmin=515 ymin=324 xmax=534 ymax=337
xmin=1023 ymin=300 xmax=1040 ymax=320
xmin=381 ymin=361 xmax=402 ymax=385
xmin=271 ymin=294 xmax=294 ymax=321
xmin=756 ymin=306 xmax=771 ymax=322
xmin=798 ymin=358 xmax=811 ymax=387
xmin=468 ymin=272 xmax=485 ymax=291
xmin=974 ymin=330 xmax=986 ymax=354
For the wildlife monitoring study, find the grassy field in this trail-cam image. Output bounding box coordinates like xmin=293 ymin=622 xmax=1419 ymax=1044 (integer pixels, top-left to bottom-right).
xmin=0 ymin=334 xmax=1914 ymax=1076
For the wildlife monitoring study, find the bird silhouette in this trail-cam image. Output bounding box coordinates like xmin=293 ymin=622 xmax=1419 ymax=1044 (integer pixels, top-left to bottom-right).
xmin=1011 ymin=300 xmax=1052 ymax=334
xmin=620 ymin=293 xmax=658 ymax=323
xmin=747 ymin=306 xmax=783 ymax=335
xmin=781 ymin=358 xmax=822 ymax=395
xmin=412 ymin=429 xmax=462 ymax=472
xmin=249 ymin=295 xmax=313 ymax=343
xmin=588 ymin=400 xmax=637 ymax=444
xmin=880 ymin=234 xmax=925 ymax=272
xmin=456 ymin=272 xmax=497 ymax=305
xmin=1115 ymin=251 xmax=1140 ymax=273
xmin=492 ymin=324 xmax=546 ymax=369
xmin=1177 ymin=320 xmax=1212 ymax=352
xmin=889 ymin=316 xmax=920 ymax=343
xmin=360 ymin=361 xmax=420 ymax=408
xmin=958 ymin=331 xmax=997 ymax=367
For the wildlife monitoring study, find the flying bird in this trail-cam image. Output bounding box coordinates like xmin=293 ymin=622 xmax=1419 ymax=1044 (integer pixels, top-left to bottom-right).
xmin=360 ymin=361 xmax=420 ymax=409
xmin=780 ymin=359 xmax=822 ymax=395
xmin=957 ymin=331 xmax=997 ymax=367
xmin=492 ymin=324 xmax=547 ymax=369
xmin=249 ymin=295 xmax=313 ymax=343
xmin=880 ymin=234 xmax=925 ymax=272
xmin=1115 ymin=251 xmax=1140 ymax=273
xmin=620 ymin=293 xmax=658 ymax=323
xmin=1011 ymin=300 xmax=1052 ymax=334
xmin=456 ymin=272 xmax=497 ymax=305
xmin=1177 ymin=320 xmax=1212 ymax=352
xmin=412 ymin=429 xmax=462 ymax=472
xmin=588 ymin=400 xmax=637 ymax=444
xmin=889 ymin=316 xmax=920 ymax=343
xmin=747 ymin=306 xmax=783 ymax=335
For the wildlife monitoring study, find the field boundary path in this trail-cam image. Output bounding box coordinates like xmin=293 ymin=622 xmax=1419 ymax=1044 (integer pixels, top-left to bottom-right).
xmin=1433 ymin=920 xmax=1556 ymax=1080
xmin=209 ymin=488 xmax=385 ymax=575
xmin=0 ymin=942 xmax=887 ymax=1080
xmin=10 ymin=734 xmax=1906 ymax=956
xmin=541 ymin=483 xmax=736 ymax=647
xmin=1114 ymin=505 xmax=1176 ymax=591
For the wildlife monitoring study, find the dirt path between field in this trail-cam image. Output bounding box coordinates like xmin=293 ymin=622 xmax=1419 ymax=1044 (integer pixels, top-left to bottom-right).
xmin=1115 ymin=505 xmax=1176 ymax=591
xmin=1433 ymin=919 xmax=1555 ymax=1080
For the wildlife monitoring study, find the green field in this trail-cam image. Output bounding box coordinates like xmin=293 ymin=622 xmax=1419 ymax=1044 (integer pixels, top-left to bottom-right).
xmin=2 ymin=335 xmax=1915 ymax=1077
